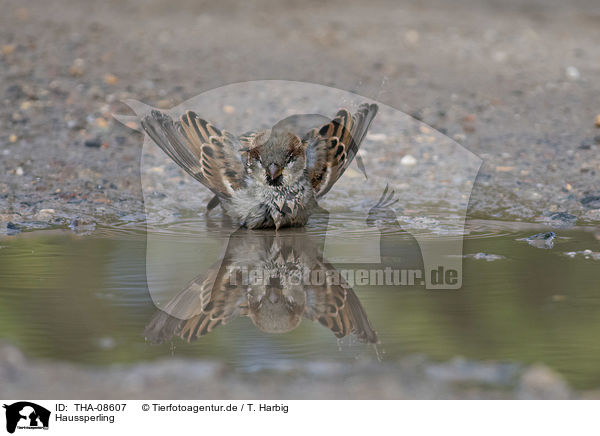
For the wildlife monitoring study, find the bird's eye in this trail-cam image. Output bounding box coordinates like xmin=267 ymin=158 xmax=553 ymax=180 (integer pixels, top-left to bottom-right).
xmin=286 ymin=154 xmax=294 ymax=164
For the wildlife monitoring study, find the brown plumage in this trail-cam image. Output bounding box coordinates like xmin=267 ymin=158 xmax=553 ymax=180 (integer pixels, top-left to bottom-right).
xmin=144 ymin=229 xmax=378 ymax=344
xmin=140 ymin=103 xmax=379 ymax=229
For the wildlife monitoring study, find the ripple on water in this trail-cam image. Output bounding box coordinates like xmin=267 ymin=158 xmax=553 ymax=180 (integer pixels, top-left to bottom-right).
xmin=2 ymin=219 xmax=600 ymax=388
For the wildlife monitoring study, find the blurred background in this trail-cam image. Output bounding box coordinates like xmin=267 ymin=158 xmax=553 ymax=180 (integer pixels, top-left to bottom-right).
xmin=1 ymin=0 xmax=599 ymax=399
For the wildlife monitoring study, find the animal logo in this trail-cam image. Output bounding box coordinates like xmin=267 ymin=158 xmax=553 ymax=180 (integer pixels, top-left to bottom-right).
xmin=3 ymin=402 xmax=50 ymax=434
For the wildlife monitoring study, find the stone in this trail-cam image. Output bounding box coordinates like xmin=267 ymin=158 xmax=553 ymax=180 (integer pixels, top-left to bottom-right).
xmin=518 ymin=364 xmax=570 ymax=399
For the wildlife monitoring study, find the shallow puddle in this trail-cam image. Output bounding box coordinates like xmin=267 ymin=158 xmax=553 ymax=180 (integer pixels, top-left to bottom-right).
xmin=0 ymin=219 xmax=599 ymax=389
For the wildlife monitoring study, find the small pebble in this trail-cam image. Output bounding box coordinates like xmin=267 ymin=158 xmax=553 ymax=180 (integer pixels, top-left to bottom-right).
xmin=1 ymin=44 xmax=16 ymax=55
xmin=69 ymin=218 xmax=97 ymax=235
xmin=518 ymin=364 xmax=570 ymax=400
xmin=366 ymin=133 xmax=388 ymax=142
xmin=35 ymin=209 xmax=55 ymax=220
xmin=156 ymin=99 xmax=171 ymax=109
xmin=222 ymin=105 xmax=235 ymax=114
xmin=15 ymin=166 xmax=24 ymax=176
xmin=562 ymin=250 xmax=600 ymax=260
xmin=565 ymin=66 xmax=580 ymax=80
xmin=149 ymin=166 xmax=165 ymax=174
xmin=96 ymin=337 xmax=116 ymax=350
xmin=404 ymin=30 xmax=420 ymax=44
xmin=9 ymin=134 xmax=18 ymax=143
xmin=496 ymin=166 xmax=515 ymax=172
xmin=401 ymin=154 xmax=417 ymax=166
xmin=125 ymin=121 xmax=139 ymax=130
xmin=595 ymin=114 xmax=600 ymax=128
xmin=84 ymin=139 xmax=102 ymax=148
xmin=581 ymin=195 xmax=600 ymax=209
xmin=583 ymin=209 xmax=600 ymax=221
xmin=522 ymin=232 xmax=556 ymax=249
xmin=492 ymin=50 xmax=507 ymax=62
xmin=70 ymin=58 xmax=86 ymax=77
xmin=464 ymin=253 xmax=505 ymax=261
xmin=6 ymin=222 xmax=20 ymax=235
xmin=11 ymin=112 xmax=25 ymax=123
xmin=103 ymin=73 xmax=119 ymax=85
xmin=5 ymin=84 xmax=24 ymax=100
xmin=543 ymin=212 xmax=577 ymax=228
xmin=94 ymin=118 xmax=109 ymax=129
xmin=15 ymin=8 xmax=29 ymax=21
xmin=87 ymin=85 xmax=102 ymax=98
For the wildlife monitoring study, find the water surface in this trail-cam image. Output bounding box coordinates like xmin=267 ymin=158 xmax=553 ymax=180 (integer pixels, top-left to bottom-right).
xmin=1 ymin=219 xmax=599 ymax=389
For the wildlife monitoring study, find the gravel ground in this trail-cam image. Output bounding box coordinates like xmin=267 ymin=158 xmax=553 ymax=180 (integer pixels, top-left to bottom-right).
xmin=1 ymin=0 xmax=600 ymax=232
xmin=3 ymin=342 xmax=596 ymax=400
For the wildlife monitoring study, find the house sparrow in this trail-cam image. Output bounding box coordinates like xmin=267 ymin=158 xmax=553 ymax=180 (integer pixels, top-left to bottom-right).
xmin=144 ymin=228 xmax=378 ymax=344
xmin=140 ymin=103 xmax=378 ymax=229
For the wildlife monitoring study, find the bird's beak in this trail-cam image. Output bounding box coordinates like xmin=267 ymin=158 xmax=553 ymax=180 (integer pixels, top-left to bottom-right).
xmin=268 ymin=164 xmax=283 ymax=180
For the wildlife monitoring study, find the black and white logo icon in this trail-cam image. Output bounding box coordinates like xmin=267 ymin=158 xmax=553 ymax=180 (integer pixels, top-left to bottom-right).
xmin=3 ymin=402 xmax=50 ymax=434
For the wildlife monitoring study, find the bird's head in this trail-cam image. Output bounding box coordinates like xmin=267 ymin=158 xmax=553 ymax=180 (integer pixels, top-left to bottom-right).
xmin=246 ymin=131 xmax=306 ymax=187
xmin=248 ymin=284 xmax=305 ymax=333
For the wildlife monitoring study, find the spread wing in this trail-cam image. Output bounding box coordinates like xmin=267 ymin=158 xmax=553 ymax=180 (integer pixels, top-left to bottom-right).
xmin=175 ymin=268 xmax=248 ymax=341
xmin=143 ymin=260 xmax=248 ymax=344
xmin=304 ymin=103 xmax=378 ymax=197
xmin=303 ymin=262 xmax=378 ymax=343
xmin=140 ymin=110 xmax=246 ymax=199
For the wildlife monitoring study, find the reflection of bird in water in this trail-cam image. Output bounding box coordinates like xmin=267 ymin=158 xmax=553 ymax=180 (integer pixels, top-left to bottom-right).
xmin=144 ymin=227 xmax=377 ymax=344
xmin=366 ymin=185 xmax=424 ymax=272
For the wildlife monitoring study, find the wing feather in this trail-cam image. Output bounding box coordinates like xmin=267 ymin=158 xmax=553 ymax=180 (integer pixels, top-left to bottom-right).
xmin=304 ymin=262 xmax=378 ymax=343
xmin=305 ymin=103 xmax=378 ymax=197
xmin=140 ymin=110 xmax=245 ymax=199
xmin=143 ymin=260 xmax=247 ymax=343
